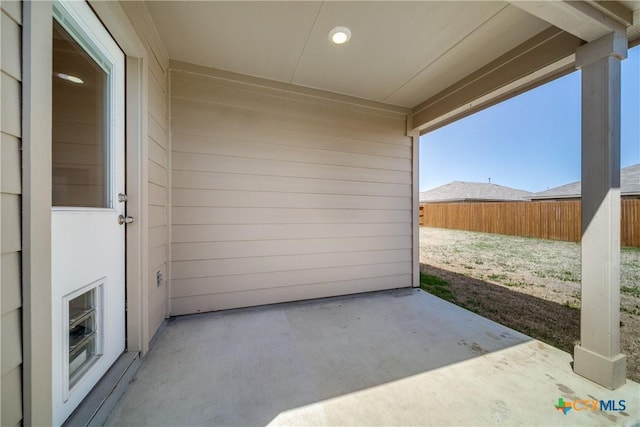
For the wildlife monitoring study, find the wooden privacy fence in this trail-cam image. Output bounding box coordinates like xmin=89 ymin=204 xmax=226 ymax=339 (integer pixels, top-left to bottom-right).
xmin=419 ymin=199 xmax=640 ymax=247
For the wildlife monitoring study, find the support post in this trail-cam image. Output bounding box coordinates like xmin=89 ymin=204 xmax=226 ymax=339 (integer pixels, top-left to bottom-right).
xmin=573 ymin=31 xmax=627 ymax=390
xmin=22 ymin=0 xmax=54 ymax=423
xmin=407 ymin=117 xmax=420 ymax=288
xmin=411 ymin=131 xmax=420 ymax=288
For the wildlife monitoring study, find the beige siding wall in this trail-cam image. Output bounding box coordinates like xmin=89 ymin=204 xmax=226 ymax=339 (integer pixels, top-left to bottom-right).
xmin=120 ymin=2 xmax=170 ymax=340
xmin=170 ymin=64 xmax=412 ymax=315
xmin=1 ymin=1 xmax=23 ymax=426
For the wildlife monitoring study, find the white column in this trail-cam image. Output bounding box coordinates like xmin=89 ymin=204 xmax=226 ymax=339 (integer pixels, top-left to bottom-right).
xmin=573 ymin=32 xmax=627 ymax=390
xmin=23 ymin=1 xmax=54 ymax=424
xmin=410 ymin=130 xmax=420 ymax=288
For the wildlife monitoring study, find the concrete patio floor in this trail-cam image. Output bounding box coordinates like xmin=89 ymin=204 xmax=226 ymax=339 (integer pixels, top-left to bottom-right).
xmin=105 ymin=289 xmax=639 ymax=426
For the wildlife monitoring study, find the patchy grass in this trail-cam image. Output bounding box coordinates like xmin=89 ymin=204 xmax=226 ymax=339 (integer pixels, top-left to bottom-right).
xmin=419 ymin=273 xmax=456 ymax=304
xmin=552 ymin=270 xmax=580 ymax=282
xmin=622 ymin=306 xmax=640 ymax=316
xmin=503 ymin=281 xmax=528 ymax=288
xmin=622 ymin=286 xmax=640 ymax=298
xmin=563 ymin=300 xmax=580 ymax=310
xmin=420 ymin=226 xmax=640 ymax=382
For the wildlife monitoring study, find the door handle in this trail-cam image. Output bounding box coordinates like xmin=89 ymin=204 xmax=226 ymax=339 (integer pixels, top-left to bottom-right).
xmin=118 ymin=215 xmax=134 ymax=225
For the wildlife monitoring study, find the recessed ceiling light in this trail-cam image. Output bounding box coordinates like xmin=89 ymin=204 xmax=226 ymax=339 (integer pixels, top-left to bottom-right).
xmin=329 ymin=26 xmax=351 ymax=45
xmin=55 ymin=72 xmax=84 ymax=84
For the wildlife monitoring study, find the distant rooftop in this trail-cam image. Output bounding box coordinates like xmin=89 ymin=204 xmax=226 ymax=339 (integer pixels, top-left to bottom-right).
xmin=419 ymin=181 xmax=533 ymax=203
xmin=532 ymin=164 xmax=640 ymax=200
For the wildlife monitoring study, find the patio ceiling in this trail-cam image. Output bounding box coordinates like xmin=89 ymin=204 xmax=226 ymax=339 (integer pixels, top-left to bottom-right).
xmin=145 ymin=1 xmax=553 ymax=108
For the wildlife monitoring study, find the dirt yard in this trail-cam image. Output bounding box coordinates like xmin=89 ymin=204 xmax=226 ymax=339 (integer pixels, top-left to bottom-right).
xmin=419 ymin=226 xmax=640 ymax=383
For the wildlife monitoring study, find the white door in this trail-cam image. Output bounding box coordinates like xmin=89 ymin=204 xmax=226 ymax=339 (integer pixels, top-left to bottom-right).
xmin=51 ymin=1 xmax=126 ymax=424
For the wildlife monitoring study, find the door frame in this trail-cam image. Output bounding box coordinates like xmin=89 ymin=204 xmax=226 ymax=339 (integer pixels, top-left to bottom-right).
xmin=22 ymin=1 xmax=150 ymax=424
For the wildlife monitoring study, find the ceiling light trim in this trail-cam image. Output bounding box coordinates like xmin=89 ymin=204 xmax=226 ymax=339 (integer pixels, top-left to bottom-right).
xmin=329 ymin=26 xmax=351 ymax=45
xmin=54 ymin=72 xmax=85 ymax=84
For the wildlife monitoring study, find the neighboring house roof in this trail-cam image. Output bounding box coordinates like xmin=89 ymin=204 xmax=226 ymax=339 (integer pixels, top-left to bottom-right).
xmin=419 ymin=181 xmax=533 ymax=203
xmin=532 ymin=164 xmax=640 ymax=200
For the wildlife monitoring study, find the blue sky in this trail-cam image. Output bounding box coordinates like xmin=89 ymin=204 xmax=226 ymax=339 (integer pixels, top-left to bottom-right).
xmin=420 ymin=45 xmax=640 ymax=193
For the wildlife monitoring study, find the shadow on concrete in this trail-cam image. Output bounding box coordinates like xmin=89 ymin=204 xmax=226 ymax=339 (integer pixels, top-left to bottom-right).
xmin=106 ymin=287 xmax=534 ymax=426
xmin=421 ymin=263 xmax=580 ymax=355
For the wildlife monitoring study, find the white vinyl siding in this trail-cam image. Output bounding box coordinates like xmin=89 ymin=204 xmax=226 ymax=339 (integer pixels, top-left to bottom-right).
xmin=120 ymin=1 xmax=171 ymax=340
xmin=1 ymin=2 xmax=23 ymax=426
xmin=170 ymin=64 xmax=412 ymax=315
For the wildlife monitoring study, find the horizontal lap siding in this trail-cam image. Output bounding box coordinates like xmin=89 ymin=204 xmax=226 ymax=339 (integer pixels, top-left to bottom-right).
xmin=120 ymin=1 xmax=171 ymax=340
xmin=170 ymin=68 xmax=411 ymax=314
xmin=144 ymin=27 xmax=169 ymax=340
xmin=1 ymin=2 xmax=23 ymax=426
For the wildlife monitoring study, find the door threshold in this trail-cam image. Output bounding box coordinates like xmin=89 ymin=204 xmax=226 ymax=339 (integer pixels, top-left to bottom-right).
xmin=63 ymin=352 xmax=141 ymax=427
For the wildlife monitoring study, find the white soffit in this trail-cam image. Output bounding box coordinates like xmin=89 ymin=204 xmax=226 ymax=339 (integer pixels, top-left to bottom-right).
xmin=145 ymin=1 xmax=323 ymax=83
xmin=620 ymin=1 xmax=640 ymax=41
xmin=146 ymin=1 xmax=551 ymax=108
xmin=383 ymin=4 xmax=550 ymax=106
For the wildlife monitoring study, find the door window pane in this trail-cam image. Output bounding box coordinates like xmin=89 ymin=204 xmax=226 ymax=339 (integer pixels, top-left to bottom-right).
xmin=52 ymin=21 xmax=109 ymax=207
